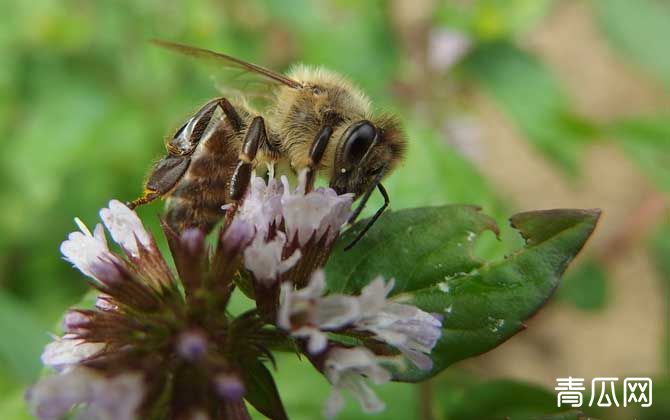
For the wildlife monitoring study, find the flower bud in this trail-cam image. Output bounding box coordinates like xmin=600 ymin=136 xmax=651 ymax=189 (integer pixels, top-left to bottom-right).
xmin=176 ymin=330 xmax=208 ymax=362
xmin=214 ymin=373 xmax=246 ymax=400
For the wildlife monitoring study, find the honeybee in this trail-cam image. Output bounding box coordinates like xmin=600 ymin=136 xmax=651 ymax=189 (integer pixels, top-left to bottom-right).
xmin=129 ymin=41 xmax=406 ymax=248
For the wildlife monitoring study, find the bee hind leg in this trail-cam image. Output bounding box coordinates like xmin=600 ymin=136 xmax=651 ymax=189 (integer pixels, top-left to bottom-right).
xmin=229 ymin=116 xmax=267 ymax=201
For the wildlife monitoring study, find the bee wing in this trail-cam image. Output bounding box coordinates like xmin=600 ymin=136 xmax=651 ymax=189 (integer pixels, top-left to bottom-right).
xmin=152 ymin=39 xmax=302 ymax=90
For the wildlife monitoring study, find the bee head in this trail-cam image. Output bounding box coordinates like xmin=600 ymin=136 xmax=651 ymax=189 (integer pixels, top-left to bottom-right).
xmin=330 ymin=116 xmax=406 ymax=198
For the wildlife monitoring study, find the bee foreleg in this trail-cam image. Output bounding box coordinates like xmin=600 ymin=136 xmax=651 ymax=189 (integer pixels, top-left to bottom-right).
xmin=230 ymin=116 xmax=267 ymax=201
xmin=127 ymin=155 xmax=191 ymax=209
xmin=127 ymin=189 xmax=160 ymax=209
xmin=305 ymin=126 xmax=333 ymax=191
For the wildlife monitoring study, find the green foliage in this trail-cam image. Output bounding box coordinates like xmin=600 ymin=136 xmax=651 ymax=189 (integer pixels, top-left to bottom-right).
xmin=649 ymin=221 xmax=670 ymax=373
xmin=434 ymin=377 xmax=585 ymax=420
xmin=0 ymin=387 xmax=32 ymax=420
xmin=386 ymin=122 xmax=506 ymax=212
xmin=241 ymin=359 xmax=288 ymax=420
xmin=463 ymin=42 xmax=598 ymax=176
xmin=595 ymin=0 xmax=670 ymax=86
xmin=558 ymin=259 xmax=608 ymax=311
xmin=1 ymin=0 xmax=668 ymax=417
xmin=327 ymin=206 xmax=600 ymax=381
xmin=607 ymin=116 xmax=670 ymax=191
xmin=636 ymin=378 xmax=670 ymax=420
xmin=434 ymin=0 xmax=554 ymax=40
xmin=0 ymin=292 xmax=51 ymax=384
xmin=261 ymin=353 xmax=417 ymax=420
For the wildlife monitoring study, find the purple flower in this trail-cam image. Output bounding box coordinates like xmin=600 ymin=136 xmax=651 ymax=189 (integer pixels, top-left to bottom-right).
xmin=354 ymin=277 xmax=442 ymax=371
xmin=280 ymin=173 xmax=353 ymax=246
xmin=31 ymin=200 xmax=259 ymax=419
xmin=278 ymin=271 xmax=359 ymax=354
xmin=31 ymin=173 xmax=441 ymax=420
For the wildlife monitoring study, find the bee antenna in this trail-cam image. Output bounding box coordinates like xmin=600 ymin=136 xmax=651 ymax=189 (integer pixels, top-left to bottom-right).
xmin=344 ymin=179 xmax=389 ymax=251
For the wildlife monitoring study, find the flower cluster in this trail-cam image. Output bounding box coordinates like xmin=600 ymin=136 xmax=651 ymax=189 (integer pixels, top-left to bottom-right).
xmin=28 ymin=171 xmax=442 ymax=419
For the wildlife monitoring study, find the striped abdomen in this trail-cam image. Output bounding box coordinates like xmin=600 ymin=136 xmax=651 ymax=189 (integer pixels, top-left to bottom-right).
xmin=165 ymin=116 xmax=243 ymax=233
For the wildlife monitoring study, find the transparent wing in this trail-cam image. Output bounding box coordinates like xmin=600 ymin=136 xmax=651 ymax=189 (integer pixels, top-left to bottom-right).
xmin=152 ymin=39 xmax=302 ymax=93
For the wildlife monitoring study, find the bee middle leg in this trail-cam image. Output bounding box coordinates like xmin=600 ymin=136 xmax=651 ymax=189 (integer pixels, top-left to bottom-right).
xmin=229 ymin=116 xmax=267 ymax=201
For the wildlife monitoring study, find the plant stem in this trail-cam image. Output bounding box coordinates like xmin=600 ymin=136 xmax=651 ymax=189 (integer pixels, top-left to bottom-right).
xmin=418 ymin=380 xmax=434 ymax=420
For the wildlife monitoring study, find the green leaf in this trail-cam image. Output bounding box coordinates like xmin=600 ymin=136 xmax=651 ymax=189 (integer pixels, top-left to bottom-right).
xmin=595 ymin=0 xmax=670 ymax=85
xmin=608 ymin=116 xmax=670 ymax=191
xmin=328 ymin=205 xmax=499 ymax=295
xmin=327 ymin=206 xmax=600 ymax=381
xmin=435 ymin=378 xmax=568 ymax=420
xmin=463 ymin=42 xmax=599 ymax=176
xmin=241 ymin=358 xmax=288 ymax=420
xmin=557 ymin=259 xmax=608 ymax=311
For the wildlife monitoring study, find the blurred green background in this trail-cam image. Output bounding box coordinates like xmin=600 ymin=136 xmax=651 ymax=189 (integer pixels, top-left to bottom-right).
xmin=0 ymin=0 xmax=668 ymax=418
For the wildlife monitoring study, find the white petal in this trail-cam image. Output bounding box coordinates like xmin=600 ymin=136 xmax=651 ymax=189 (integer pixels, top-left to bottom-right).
xmin=323 ymin=387 xmax=345 ymax=420
xmin=324 ymin=347 xmax=380 ymax=380
xmin=353 ymin=277 xmax=442 ymax=371
xmin=41 ymin=336 xmax=104 ymax=370
xmin=277 ymin=282 xmax=294 ymax=329
xmin=28 ymin=367 xmax=98 ymax=420
xmin=100 ymin=199 xmax=151 ymax=256
xmin=358 ymin=277 xmax=390 ymax=316
xmin=278 ymin=249 xmax=301 ymax=274
xmin=397 ymin=346 xmax=434 ymax=371
xmin=315 ymin=189 xmax=354 ymax=243
xmin=244 ymin=233 xmax=301 ymax=285
xmin=342 ymin=374 xmax=385 ymax=413
xmin=238 ymin=176 xmax=284 ymax=235
xmin=28 ymin=368 xmax=144 ymax=420
xmin=280 ymin=175 xmax=353 ymax=246
xmin=89 ymin=372 xmax=145 ymax=420
xmin=74 ymin=217 xmax=92 ymax=236
xmin=308 ymin=332 xmax=328 ymax=354
xmin=60 ymin=220 xmax=112 ymax=280
xmin=314 ymin=295 xmax=360 ymax=329
xmin=243 ymin=234 xmax=282 ymax=282
xmin=295 ymin=270 xmax=327 ymax=299
xmin=323 ymin=347 xmax=390 ymax=417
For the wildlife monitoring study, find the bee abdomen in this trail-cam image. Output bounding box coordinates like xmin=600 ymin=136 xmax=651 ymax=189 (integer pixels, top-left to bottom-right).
xmin=164 ymin=115 xmax=243 ymax=233
xmin=166 ymin=173 xmax=233 ymax=232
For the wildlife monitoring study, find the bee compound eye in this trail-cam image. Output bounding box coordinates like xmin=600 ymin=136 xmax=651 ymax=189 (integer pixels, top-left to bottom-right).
xmin=343 ymin=121 xmax=376 ymax=165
